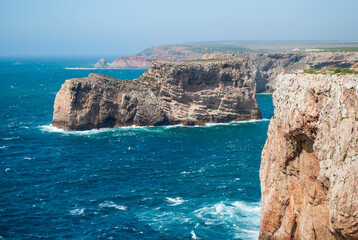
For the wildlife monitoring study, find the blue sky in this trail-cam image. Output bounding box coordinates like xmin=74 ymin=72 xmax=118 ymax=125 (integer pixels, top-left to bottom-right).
xmin=0 ymin=0 xmax=357 ymax=56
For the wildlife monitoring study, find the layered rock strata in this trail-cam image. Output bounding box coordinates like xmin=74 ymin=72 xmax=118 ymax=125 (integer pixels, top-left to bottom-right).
xmin=203 ymin=52 xmax=358 ymax=92
xmin=52 ymin=59 xmax=261 ymax=130
xmin=260 ymin=73 xmax=358 ymax=239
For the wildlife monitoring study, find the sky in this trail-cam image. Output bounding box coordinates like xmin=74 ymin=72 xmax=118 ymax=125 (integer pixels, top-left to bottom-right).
xmin=0 ymin=0 xmax=357 ymax=56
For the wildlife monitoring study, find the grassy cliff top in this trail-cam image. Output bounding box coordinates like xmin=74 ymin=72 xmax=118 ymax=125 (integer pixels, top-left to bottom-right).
xmin=303 ymin=67 xmax=358 ymax=75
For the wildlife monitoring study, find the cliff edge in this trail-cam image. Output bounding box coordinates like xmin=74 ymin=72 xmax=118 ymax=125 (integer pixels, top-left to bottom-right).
xmin=260 ymin=73 xmax=358 ymax=239
xmin=203 ymin=52 xmax=358 ymax=92
xmin=52 ymin=59 xmax=261 ymax=130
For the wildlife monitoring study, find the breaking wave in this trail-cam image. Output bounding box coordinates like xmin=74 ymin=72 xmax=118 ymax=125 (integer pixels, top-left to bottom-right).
xmin=138 ymin=200 xmax=260 ymax=239
xmin=39 ymin=119 xmax=270 ymax=135
xmin=166 ymin=197 xmax=187 ymax=206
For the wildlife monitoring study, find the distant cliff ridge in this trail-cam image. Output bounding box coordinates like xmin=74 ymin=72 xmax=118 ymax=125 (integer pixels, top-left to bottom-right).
xmin=260 ymin=73 xmax=358 ymax=239
xmin=52 ymin=59 xmax=261 ymax=130
xmin=99 ymin=51 xmax=357 ymax=93
xmin=109 ymin=56 xmax=153 ymax=69
xmin=203 ymin=52 xmax=358 ymax=92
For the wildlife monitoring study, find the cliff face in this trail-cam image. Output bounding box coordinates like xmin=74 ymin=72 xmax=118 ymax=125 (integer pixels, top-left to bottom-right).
xmin=52 ymin=59 xmax=261 ymax=130
xmin=203 ymin=52 xmax=358 ymax=92
xmin=260 ymin=73 xmax=358 ymax=239
xmin=109 ymin=56 xmax=153 ymax=68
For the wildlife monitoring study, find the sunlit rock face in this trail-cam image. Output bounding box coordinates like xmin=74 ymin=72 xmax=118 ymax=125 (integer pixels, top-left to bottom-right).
xmin=52 ymin=59 xmax=261 ymax=130
xmin=260 ymin=73 xmax=358 ymax=239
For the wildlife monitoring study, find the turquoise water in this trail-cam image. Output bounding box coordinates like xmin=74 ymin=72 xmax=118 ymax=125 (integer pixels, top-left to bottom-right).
xmin=0 ymin=58 xmax=273 ymax=239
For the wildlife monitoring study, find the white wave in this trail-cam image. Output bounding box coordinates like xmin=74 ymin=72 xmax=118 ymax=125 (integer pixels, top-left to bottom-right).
xmin=39 ymin=124 xmax=117 ymax=135
xmin=164 ymin=124 xmax=185 ymax=129
xmin=69 ymin=208 xmax=85 ymax=215
xmin=99 ymin=201 xmax=127 ymax=210
xmin=194 ymin=201 xmax=260 ymax=239
xmin=194 ymin=201 xmax=260 ymax=218
xmin=24 ymin=157 xmax=32 ymax=160
xmin=64 ymin=67 xmax=136 ymax=70
xmin=64 ymin=67 xmax=100 ymax=70
xmin=166 ymin=197 xmax=187 ymax=206
xmin=205 ymin=119 xmax=270 ymax=126
xmin=0 ymin=146 xmax=7 ymax=149
xmin=191 ymin=230 xmax=197 ymax=239
xmin=231 ymin=201 xmax=261 ymax=214
xmin=138 ymin=200 xmax=260 ymax=239
xmin=2 ymin=137 xmax=19 ymax=141
xmin=5 ymin=168 xmax=11 ymax=172
xmin=39 ymin=118 xmax=270 ymax=135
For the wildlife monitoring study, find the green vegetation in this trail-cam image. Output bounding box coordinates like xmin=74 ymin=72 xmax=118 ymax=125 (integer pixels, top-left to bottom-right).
xmin=331 ymin=68 xmax=358 ymax=74
xmin=303 ymin=67 xmax=358 ymax=75
xmin=303 ymin=67 xmax=319 ymax=74
xmin=142 ymin=76 xmax=157 ymax=82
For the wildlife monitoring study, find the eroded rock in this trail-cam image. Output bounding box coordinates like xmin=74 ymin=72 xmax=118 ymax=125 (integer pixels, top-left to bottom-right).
xmin=260 ymin=73 xmax=358 ymax=239
xmin=52 ymin=59 xmax=261 ymax=130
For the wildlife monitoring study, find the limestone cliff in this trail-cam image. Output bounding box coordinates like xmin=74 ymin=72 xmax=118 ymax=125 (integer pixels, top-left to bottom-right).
xmin=203 ymin=52 xmax=358 ymax=92
xmin=52 ymin=59 xmax=261 ymax=130
xmin=260 ymin=73 xmax=358 ymax=239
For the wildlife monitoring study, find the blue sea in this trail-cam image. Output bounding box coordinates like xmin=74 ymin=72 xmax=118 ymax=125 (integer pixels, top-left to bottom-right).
xmin=0 ymin=57 xmax=273 ymax=240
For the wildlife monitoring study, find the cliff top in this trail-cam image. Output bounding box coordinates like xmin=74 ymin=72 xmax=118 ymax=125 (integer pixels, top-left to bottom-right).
xmin=302 ymin=67 xmax=358 ymax=75
xmin=151 ymin=58 xmax=247 ymax=66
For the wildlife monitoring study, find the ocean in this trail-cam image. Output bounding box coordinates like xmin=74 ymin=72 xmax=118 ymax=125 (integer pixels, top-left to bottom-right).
xmin=0 ymin=57 xmax=273 ymax=240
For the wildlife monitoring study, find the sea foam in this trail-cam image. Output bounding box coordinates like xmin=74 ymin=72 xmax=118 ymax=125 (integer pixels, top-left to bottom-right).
xmin=64 ymin=67 xmax=100 ymax=70
xmin=166 ymin=197 xmax=187 ymax=206
xmin=39 ymin=119 xmax=270 ymax=136
xmin=99 ymin=201 xmax=127 ymax=211
xmin=69 ymin=208 xmax=85 ymax=215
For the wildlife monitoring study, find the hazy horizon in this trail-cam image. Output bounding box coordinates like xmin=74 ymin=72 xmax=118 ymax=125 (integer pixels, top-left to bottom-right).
xmin=1 ymin=0 xmax=358 ymax=57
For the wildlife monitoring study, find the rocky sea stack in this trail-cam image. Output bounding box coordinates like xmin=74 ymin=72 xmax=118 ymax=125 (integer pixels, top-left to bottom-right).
xmin=260 ymin=73 xmax=358 ymax=239
xmin=52 ymin=59 xmax=261 ymax=130
xmin=94 ymin=58 xmax=109 ymax=68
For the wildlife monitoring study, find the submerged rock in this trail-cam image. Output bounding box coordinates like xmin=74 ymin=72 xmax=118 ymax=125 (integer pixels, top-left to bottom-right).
xmin=52 ymin=59 xmax=261 ymax=130
xmin=260 ymin=73 xmax=358 ymax=239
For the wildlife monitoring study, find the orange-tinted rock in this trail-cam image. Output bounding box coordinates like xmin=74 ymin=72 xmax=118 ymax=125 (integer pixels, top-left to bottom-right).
xmin=260 ymin=73 xmax=358 ymax=239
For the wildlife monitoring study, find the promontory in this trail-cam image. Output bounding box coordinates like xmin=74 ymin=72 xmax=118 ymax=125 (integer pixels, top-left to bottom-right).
xmin=52 ymin=59 xmax=261 ymax=130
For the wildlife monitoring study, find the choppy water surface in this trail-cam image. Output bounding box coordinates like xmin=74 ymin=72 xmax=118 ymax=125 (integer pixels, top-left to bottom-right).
xmin=0 ymin=58 xmax=273 ymax=239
